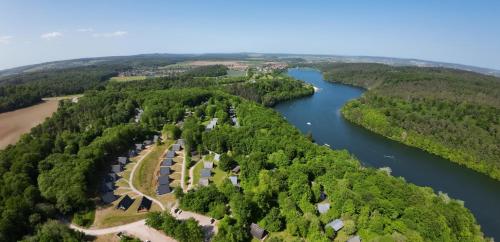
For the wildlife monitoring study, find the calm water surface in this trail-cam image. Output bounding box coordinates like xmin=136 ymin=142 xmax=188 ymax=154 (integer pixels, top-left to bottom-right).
xmin=274 ymin=68 xmax=500 ymax=239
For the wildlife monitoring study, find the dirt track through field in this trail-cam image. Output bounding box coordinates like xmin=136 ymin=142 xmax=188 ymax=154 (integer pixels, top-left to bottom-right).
xmin=0 ymin=100 xmax=58 ymax=149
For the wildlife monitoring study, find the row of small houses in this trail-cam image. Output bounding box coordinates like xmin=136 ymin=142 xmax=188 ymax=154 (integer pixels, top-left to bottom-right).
xmin=156 ymin=139 xmax=185 ymax=195
xmin=101 ymin=136 xmax=159 ymax=205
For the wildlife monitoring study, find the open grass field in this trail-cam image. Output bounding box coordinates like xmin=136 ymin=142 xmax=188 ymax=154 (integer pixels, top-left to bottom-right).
xmin=133 ymin=141 xmax=172 ymax=197
xmin=212 ymin=167 xmax=227 ymax=186
xmin=0 ymin=100 xmax=59 ymax=149
xmin=192 ymin=160 xmax=204 ymax=187
xmin=110 ymin=76 xmax=148 ymax=82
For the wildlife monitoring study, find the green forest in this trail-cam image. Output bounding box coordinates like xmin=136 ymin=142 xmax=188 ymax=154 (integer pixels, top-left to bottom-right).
xmin=0 ymin=65 xmax=122 ymax=112
xmin=312 ymin=63 xmax=500 ymax=180
xmin=0 ymin=62 xmax=489 ymax=241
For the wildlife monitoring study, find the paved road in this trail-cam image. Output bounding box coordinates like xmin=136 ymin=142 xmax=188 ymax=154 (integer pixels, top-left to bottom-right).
xmin=70 ymin=219 xmax=175 ymax=242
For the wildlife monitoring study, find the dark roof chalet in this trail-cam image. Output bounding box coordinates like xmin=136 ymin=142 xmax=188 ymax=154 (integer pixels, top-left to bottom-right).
xmin=117 ymin=156 xmax=128 ymax=165
xmin=166 ymin=150 xmax=175 ymax=158
xmin=161 ymin=158 xmax=173 ymax=166
xmin=250 ymin=223 xmax=267 ymax=240
xmin=347 ymin=235 xmax=361 ymax=242
xmin=172 ymin=144 xmax=181 ymax=151
xmin=111 ymin=164 xmax=122 ymax=173
xmin=160 ymin=167 xmax=170 ymax=175
xmin=176 ymin=139 xmax=185 ymax=147
xmin=158 ymin=175 xmax=170 ymax=185
xmin=101 ymin=192 xmax=117 ymax=204
xmin=138 ymin=196 xmax=152 ymax=212
xmin=157 ymin=184 xmax=171 ymax=195
xmin=116 ymin=195 xmax=134 ymax=210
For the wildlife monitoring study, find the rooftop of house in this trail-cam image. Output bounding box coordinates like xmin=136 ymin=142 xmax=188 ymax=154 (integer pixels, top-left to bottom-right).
xmin=157 ymin=184 xmax=171 ymax=195
xmin=158 ymin=175 xmax=170 ymax=185
xmin=201 ymin=168 xmax=212 ymax=178
xmin=166 ymin=150 xmax=175 ymax=158
xmin=117 ymin=156 xmax=128 ymax=164
xmin=101 ymin=192 xmax=117 ymax=204
xmin=138 ymin=196 xmax=152 ymax=211
xmin=204 ymin=161 xmax=214 ymax=169
xmin=232 ymin=165 xmax=241 ymax=173
xmin=111 ymin=164 xmax=122 ymax=173
xmin=161 ymin=158 xmax=173 ymax=166
xmin=229 ymin=176 xmax=238 ymax=186
xmin=172 ymin=144 xmax=181 ymax=151
xmin=250 ymin=223 xmax=267 ymax=239
xmin=116 ymin=195 xmax=134 ymax=210
xmin=199 ymin=178 xmax=209 ymax=186
xmin=160 ymin=167 xmax=170 ymax=175
xmin=326 ymin=219 xmax=344 ymax=232
xmin=317 ymin=203 xmax=330 ymax=214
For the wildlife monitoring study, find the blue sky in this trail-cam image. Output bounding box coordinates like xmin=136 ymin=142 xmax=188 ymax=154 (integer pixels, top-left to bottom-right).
xmin=1 ymin=0 xmax=500 ymax=70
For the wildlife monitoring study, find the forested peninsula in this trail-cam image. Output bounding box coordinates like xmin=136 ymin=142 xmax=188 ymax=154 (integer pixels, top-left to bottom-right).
xmin=312 ymin=63 xmax=500 ymax=180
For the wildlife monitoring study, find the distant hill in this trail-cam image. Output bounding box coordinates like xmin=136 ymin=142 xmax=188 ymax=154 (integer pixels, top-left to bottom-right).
xmin=0 ymin=53 xmax=253 ymax=78
xmin=2 ymin=53 xmax=499 ymax=78
xmin=274 ymin=53 xmax=500 ymax=77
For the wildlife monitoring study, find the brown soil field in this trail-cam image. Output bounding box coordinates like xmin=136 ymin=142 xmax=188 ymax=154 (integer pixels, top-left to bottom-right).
xmin=0 ymin=100 xmax=59 ymax=149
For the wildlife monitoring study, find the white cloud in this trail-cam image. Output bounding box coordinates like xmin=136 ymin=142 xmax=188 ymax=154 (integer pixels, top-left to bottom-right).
xmin=77 ymin=28 xmax=94 ymax=32
xmin=92 ymin=30 xmax=128 ymax=38
xmin=0 ymin=35 xmax=13 ymax=44
xmin=41 ymin=32 xmax=63 ymax=40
